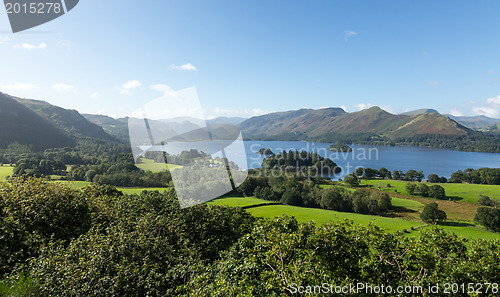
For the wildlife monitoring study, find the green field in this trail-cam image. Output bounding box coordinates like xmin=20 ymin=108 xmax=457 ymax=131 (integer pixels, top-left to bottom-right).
xmin=117 ymin=187 xmax=171 ymax=194
xmin=390 ymin=197 xmax=423 ymax=211
xmin=0 ymin=166 xmax=14 ymax=180
xmin=435 ymin=222 xmax=500 ymax=241
xmin=57 ymin=180 xmax=170 ymax=195
xmin=135 ymin=158 xmax=182 ymax=172
xmin=246 ymin=203 xmax=423 ymax=232
xmin=208 ymin=196 xmax=275 ymax=207
xmin=210 ymin=194 xmax=500 ymax=240
xmin=361 ymin=179 xmax=500 ymax=204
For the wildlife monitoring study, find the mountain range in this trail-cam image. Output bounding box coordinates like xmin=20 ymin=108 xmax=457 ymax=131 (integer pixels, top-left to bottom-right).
xmin=1 ymin=91 xmax=499 ymax=151
xmin=239 ymin=107 xmax=472 ymax=140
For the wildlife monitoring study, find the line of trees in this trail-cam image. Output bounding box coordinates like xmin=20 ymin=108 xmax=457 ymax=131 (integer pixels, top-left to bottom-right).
xmin=449 ymin=168 xmax=500 ymax=185
xmin=406 ymin=183 xmax=446 ymax=199
xmin=238 ymin=173 xmax=392 ymax=215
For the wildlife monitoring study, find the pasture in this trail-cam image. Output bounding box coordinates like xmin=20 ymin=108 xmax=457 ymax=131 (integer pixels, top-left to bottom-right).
xmin=0 ymin=166 xmax=13 ymax=180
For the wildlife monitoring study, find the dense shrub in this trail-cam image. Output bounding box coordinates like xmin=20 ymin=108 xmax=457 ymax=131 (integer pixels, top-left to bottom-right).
xmin=420 ymin=203 xmax=447 ymax=224
xmin=475 ymin=207 xmax=500 ymax=232
xmin=429 ymin=185 xmax=446 ymax=199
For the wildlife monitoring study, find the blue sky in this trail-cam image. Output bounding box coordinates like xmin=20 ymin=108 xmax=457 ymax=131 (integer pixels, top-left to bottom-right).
xmin=1 ymin=0 xmax=500 ymax=119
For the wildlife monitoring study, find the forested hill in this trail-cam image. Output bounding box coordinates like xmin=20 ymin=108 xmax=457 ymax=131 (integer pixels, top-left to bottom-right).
xmin=14 ymin=97 xmax=115 ymax=141
xmin=0 ymin=92 xmax=73 ymax=150
xmin=0 ymin=92 xmax=117 ymax=151
xmin=83 ymin=114 xmax=130 ymax=142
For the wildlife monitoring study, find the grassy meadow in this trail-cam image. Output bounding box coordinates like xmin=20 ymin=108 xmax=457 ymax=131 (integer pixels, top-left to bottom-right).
xmin=361 ymin=179 xmax=500 ymax=203
xmin=0 ymin=166 xmax=13 ymax=180
xmin=135 ymin=158 xmax=182 ymax=172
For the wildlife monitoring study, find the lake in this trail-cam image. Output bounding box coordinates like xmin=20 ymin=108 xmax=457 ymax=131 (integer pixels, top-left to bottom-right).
xmin=239 ymin=141 xmax=500 ymax=179
xmin=142 ymin=140 xmax=500 ymax=179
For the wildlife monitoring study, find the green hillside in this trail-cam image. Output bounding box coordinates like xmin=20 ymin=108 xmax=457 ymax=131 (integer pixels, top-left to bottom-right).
xmin=83 ymin=114 xmax=129 ymax=141
xmin=0 ymin=92 xmax=74 ymax=150
xmin=0 ymin=92 xmax=120 ymax=151
xmin=15 ymin=97 xmax=115 ymax=141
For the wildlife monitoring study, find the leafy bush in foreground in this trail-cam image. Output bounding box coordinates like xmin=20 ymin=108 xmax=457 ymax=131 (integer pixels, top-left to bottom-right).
xmin=1 ymin=177 xmax=500 ymax=296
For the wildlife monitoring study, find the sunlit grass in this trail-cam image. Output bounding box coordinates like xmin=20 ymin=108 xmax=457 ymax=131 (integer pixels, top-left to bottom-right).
xmin=0 ymin=165 xmax=14 ymax=180
xmin=135 ymin=158 xmax=182 ymax=172
xmin=208 ymin=196 xmax=274 ymax=207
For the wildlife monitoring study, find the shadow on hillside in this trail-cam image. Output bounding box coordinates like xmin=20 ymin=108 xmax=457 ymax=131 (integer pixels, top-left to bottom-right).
xmin=382 ymin=206 xmax=417 ymax=218
xmin=242 ymin=203 xmax=281 ymax=210
xmin=438 ymin=221 xmax=475 ymax=227
xmin=446 ymin=196 xmax=463 ymax=202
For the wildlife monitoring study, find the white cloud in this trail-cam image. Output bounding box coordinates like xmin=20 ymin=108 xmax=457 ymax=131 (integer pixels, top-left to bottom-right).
xmin=169 ymin=63 xmax=198 ymax=71
xmin=449 ymin=109 xmax=464 ymax=117
xmin=150 ymin=84 xmax=177 ymax=96
xmin=52 ymin=83 xmax=76 ymax=93
xmin=0 ymin=37 xmax=10 ymax=45
xmin=58 ymin=40 xmax=74 ymax=49
xmin=344 ymin=30 xmax=358 ymax=41
xmin=472 ymin=94 xmax=500 ymax=118
xmin=353 ymin=103 xmax=373 ymax=111
xmin=16 ymin=43 xmax=47 ymax=50
xmin=119 ymin=80 xmax=141 ymax=95
xmin=340 ymin=105 xmax=348 ymax=112
xmin=427 ymin=81 xmax=438 ymax=86
xmin=90 ymin=92 xmax=101 ymax=99
xmin=0 ymin=82 xmax=39 ymax=92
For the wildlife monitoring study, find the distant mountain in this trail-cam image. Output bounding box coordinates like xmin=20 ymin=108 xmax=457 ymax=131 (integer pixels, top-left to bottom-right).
xmin=84 ymin=114 xmax=247 ymax=142
xmin=445 ymin=114 xmax=500 ymax=129
xmin=83 ymin=114 xmax=129 ymax=141
xmin=240 ymin=108 xmax=346 ymax=138
xmin=0 ymin=92 xmax=73 ymax=150
xmin=208 ymin=117 xmax=247 ymax=126
xmin=401 ymin=109 xmax=439 ymax=116
xmin=240 ymin=106 xmax=470 ymax=140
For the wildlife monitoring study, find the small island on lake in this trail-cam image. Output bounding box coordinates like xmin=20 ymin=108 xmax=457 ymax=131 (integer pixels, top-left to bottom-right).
xmin=328 ymin=143 xmax=353 ymax=153
xmin=257 ymin=148 xmax=274 ymax=155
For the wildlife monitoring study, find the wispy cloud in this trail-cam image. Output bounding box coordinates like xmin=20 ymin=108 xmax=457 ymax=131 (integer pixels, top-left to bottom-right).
xmin=15 ymin=43 xmax=47 ymax=50
xmin=344 ymin=30 xmax=358 ymax=41
xmin=472 ymin=94 xmax=500 ymax=118
xmin=427 ymin=81 xmax=438 ymax=86
xmin=119 ymin=80 xmax=141 ymax=95
xmin=58 ymin=40 xmax=74 ymax=49
xmin=169 ymin=63 xmax=198 ymax=71
xmin=90 ymin=92 xmax=101 ymax=99
xmin=353 ymin=103 xmax=373 ymax=110
xmin=52 ymin=83 xmax=76 ymax=93
xmin=150 ymin=84 xmax=178 ymax=96
xmin=448 ymin=109 xmax=464 ymax=117
xmin=0 ymin=37 xmax=10 ymax=45
xmin=0 ymin=82 xmax=39 ymax=92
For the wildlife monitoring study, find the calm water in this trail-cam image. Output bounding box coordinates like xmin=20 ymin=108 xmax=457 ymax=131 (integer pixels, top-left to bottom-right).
xmin=144 ymin=140 xmax=500 ymax=179
xmin=238 ymin=141 xmax=500 ymax=179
